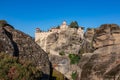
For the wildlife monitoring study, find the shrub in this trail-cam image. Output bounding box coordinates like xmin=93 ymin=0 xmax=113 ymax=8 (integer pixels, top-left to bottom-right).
xmin=0 ymin=20 xmax=7 ymax=27
xmin=0 ymin=53 xmax=42 ymax=80
xmin=69 ymin=54 xmax=80 ymax=64
xmin=71 ymin=71 xmax=77 ymax=80
xmin=59 ymin=51 xmax=65 ymax=56
xmin=52 ymin=69 xmax=65 ymax=80
xmin=0 ymin=20 xmax=14 ymax=29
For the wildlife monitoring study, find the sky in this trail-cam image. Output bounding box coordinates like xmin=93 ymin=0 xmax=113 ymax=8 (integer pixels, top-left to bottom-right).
xmin=0 ymin=0 xmax=120 ymax=37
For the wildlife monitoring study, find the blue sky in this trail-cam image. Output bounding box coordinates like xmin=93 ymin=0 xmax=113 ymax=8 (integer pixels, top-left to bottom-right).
xmin=0 ymin=0 xmax=120 ymax=37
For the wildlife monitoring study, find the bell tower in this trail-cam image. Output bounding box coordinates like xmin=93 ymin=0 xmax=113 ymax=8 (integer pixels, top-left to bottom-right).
xmin=60 ymin=21 xmax=68 ymax=29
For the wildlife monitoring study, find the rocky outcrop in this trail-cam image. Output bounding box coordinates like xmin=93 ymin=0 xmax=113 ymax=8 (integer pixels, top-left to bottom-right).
xmin=93 ymin=24 xmax=120 ymax=49
xmin=35 ymin=23 xmax=120 ymax=80
xmin=0 ymin=23 xmax=50 ymax=79
xmin=36 ymin=28 xmax=82 ymax=55
xmin=81 ymin=28 xmax=95 ymax=53
xmin=36 ymin=28 xmax=83 ymax=79
xmin=49 ymin=54 xmax=81 ymax=79
xmin=79 ymin=46 xmax=120 ymax=80
xmin=79 ymin=24 xmax=120 ymax=80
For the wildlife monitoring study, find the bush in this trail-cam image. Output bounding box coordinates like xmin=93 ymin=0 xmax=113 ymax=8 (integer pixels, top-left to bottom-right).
xmin=71 ymin=71 xmax=77 ymax=80
xmin=69 ymin=54 xmax=80 ymax=64
xmin=0 ymin=53 xmax=42 ymax=80
xmin=0 ymin=20 xmax=7 ymax=27
xmin=0 ymin=20 xmax=14 ymax=29
xmin=52 ymin=69 xmax=65 ymax=80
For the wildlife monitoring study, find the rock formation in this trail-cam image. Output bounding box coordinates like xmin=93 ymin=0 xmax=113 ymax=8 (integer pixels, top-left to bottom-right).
xmin=35 ymin=21 xmax=84 ymax=55
xmin=35 ymin=21 xmax=84 ymax=79
xmin=35 ymin=23 xmax=120 ymax=80
xmin=0 ymin=21 xmax=50 ymax=79
xmin=79 ymin=24 xmax=120 ymax=80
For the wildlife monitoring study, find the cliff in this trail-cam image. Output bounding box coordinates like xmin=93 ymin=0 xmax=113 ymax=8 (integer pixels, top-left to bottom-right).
xmin=36 ymin=28 xmax=83 ymax=55
xmin=36 ymin=27 xmax=83 ymax=79
xmin=36 ymin=23 xmax=120 ymax=80
xmin=0 ymin=22 xmax=50 ymax=79
xmin=79 ymin=24 xmax=120 ymax=80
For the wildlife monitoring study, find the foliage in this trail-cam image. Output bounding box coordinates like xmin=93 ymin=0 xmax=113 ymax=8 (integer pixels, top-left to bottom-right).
xmin=0 ymin=20 xmax=14 ymax=29
xmin=59 ymin=51 xmax=65 ymax=56
xmin=69 ymin=21 xmax=79 ymax=29
xmin=52 ymin=69 xmax=65 ymax=80
xmin=0 ymin=20 xmax=7 ymax=27
xmin=87 ymin=28 xmax=92 ymax=30
xmin=0 ymin=53 xmax=42 ymax=80
xmin=71 ymin=71 xmax=77 ymax=80
xmin=69 ymin=54 xmax=80 ymax=64
xmin=81 ymin=27 xmax=84 ymax=30
xmin=56 ymin=25 xmax=60 ymax=29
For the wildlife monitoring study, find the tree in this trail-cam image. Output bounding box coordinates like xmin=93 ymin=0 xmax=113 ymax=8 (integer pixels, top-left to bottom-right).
xmin=56 ymin=25 xmax=60 ymax=29
xmin=69 ymin=21 xmax=79 ymax=29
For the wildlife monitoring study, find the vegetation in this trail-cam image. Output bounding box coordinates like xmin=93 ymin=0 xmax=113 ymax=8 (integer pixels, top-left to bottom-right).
xmin=69 ymin=21 xmax=79 ymax=29
xmin=0 ymin=53 xmax=42 ymax=80
xmin=0 ymin=20 xmax=14 ymax=29
xmin=81 ymin=27 xmax=84 ymax=30
xmin=59 ymin=51 xmax=65 ymax=56
xmin=69 ymin=54 xmax=80 ymax=64
xmin=87 ymin=28 xmax=93 ymax=30
xmin=71 ymin=71 xmax=77 ymax=80
xmin=0 ymin=20 xmax=7 ymax=27
xmin=52 ymin=69 xmax=65 ymax=80
xmin=56 ymin=25 xmax=60 ymax=29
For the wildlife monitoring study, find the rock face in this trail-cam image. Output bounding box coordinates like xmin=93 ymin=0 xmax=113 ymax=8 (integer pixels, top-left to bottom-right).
xmin=79 ymin=24 xmax=120 ymax=80
xmin=0 ymin=23 xmax=50 ymax=79
xmin=36 ymin=27 xmax=83 ymax=79
xmin=35 ymin=23 xmax=120 ymax=80
xmin=93 ymin=24 xmax=120 ymax=49
xmin=36 ymin=28 xmax=83 ymax=55
xmin=79 ymin=51 xmax=120 ymax=80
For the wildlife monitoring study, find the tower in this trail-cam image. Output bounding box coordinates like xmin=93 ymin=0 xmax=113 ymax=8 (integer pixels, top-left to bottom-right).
xmin=60 ymin=21 xmax=68 ymax=29
xmin=35 ymin=28 xmax=41 ymax=41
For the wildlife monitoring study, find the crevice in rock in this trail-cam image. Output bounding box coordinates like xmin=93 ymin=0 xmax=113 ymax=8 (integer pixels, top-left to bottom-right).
xmin=3 ymin=28 xmax=19 ymax=57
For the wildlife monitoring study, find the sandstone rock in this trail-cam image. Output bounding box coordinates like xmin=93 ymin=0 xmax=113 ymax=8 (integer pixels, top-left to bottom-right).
xmin=35 ymin=23 xmax=120 ymax=80
xmin=36 ymin=28 xmax=82 ymax=55
xmin=93 ymin=24 xmax=120 ymax=49
xmin=79 ymin=47 xmax=120 ymax=80
xmin=49 ymin=54 xmax=81 ymax=79
xmin=78 ymin=24 xmax=120 ymax=80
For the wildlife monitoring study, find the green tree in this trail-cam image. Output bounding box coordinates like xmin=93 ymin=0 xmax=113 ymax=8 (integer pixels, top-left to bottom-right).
xmin=56 ymin=25 xmax=60 ymax=29
xmin=69 ymin=21 xmax=79 ymax=29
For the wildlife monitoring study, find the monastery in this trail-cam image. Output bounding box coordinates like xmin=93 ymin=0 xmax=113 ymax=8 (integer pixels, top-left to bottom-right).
xmin=35 ymin=21 xmax=84 ymax=42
